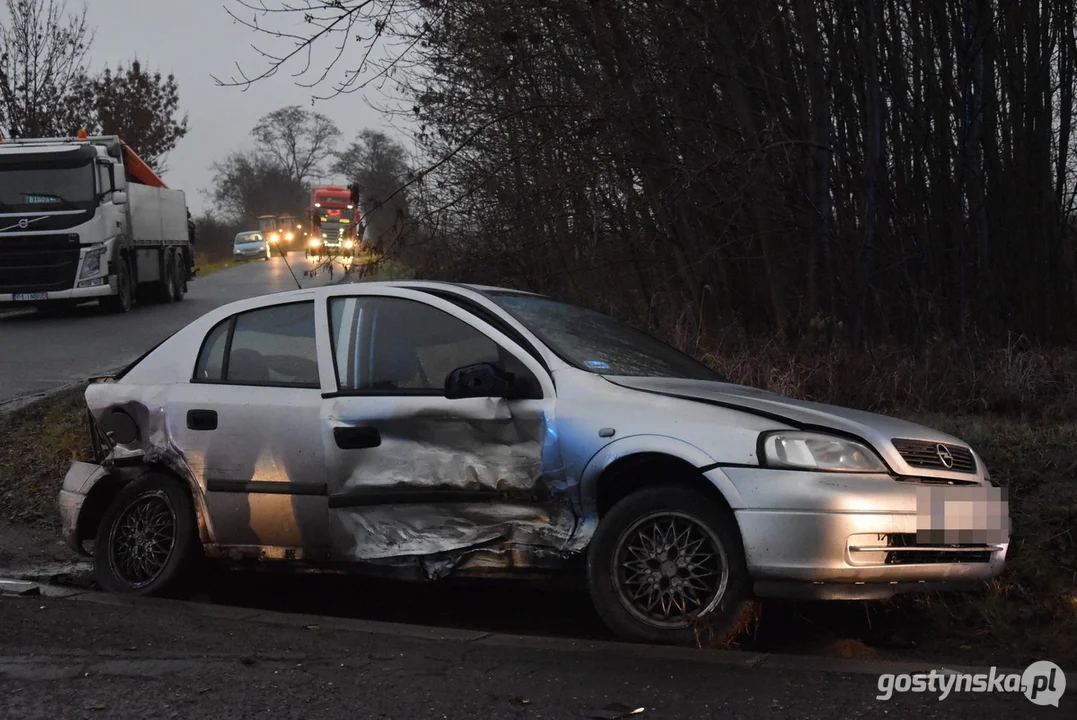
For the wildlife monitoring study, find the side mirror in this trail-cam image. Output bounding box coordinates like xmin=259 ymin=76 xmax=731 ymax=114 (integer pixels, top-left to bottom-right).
xmin=112 ymin=191 xmax=127 ymax=205
xmin=444 ymin=362 xmax=515 ymax=399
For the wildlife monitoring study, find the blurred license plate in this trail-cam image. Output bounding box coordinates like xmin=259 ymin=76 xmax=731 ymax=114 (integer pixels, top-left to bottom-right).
xmin=915 ymin=485 xmax=1009 ymax=544
xmin=12 ymin=292 xmax=47 ymax=301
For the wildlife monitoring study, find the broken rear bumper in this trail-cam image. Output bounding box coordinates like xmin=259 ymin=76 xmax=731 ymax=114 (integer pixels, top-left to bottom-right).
xmin=58 ymin=460 xmax=109 ymax=556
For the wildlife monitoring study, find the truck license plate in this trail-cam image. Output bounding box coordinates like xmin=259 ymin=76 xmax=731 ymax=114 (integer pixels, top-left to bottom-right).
xmin=12 ymin=292 xmax=47 ymax=301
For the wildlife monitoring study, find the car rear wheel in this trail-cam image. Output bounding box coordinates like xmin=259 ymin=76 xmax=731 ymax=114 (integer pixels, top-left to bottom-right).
xmin=586 ymin=485 xmax=750 ymax=646
xmin=94 ymin=474 xmax=200 ymax=596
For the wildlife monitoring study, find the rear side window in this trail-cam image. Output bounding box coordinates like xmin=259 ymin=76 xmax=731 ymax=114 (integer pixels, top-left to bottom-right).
xmin=194 ymin=321 xmax=228 ymax=380
xmin=193 ymin=301 xmax=320 ymax=388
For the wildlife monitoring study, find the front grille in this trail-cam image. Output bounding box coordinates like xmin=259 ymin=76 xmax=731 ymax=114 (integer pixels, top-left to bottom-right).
xmin=892 ymin=438 xmax=977 ymax=473
xmin=883 ymin=533 xmax=992 ymax=565
xmin=0 ymin=233 xmax=80 ymax=292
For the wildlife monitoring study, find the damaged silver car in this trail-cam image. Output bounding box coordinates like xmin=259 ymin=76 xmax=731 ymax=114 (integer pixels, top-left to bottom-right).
xmin=58 ymin=281 xmax=1010 ymax=645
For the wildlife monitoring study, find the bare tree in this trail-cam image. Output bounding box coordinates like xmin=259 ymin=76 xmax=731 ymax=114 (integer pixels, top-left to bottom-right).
xmin=252 ymin=105 xmax=341 ymax=185
xmin=207 ymin=150 xmax=308 ymax=224
xmin=223 ymin=0 xmax=1077 ymax=348
xmin=333 ymin=128 xmax=410 ymax=244
xmin=0 ymin=0 xmax=94 ymax=137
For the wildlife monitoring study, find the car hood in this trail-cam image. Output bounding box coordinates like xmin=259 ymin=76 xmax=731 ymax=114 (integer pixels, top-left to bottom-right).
xmin=604 ymin=376 xmax=980 ymax=479
xmin=236 ymin=241 xmax=265 ymax=249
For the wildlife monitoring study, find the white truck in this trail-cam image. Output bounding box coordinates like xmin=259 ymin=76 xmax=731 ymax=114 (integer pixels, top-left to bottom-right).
xmin=0 ymin=131 xmax=194 ymax=313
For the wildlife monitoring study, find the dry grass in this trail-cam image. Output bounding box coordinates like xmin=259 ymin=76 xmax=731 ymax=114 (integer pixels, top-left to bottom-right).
xmin=891 ymin=416 xmax=1077 ymax=665
xmin=693 ymin=337 xmax=1077 ymax=422
xmin=0 ymin=385 xmax=93 ymax=530
xmin=193 ymin=254 xmax=241 ymax=276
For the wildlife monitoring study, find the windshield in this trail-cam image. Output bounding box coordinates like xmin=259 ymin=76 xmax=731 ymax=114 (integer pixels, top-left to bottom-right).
xmin=235 ymin=233 xmax=263 ymax=245
xmin=487 ymin=292 xmax=727 ymax=381
xmin=0 ymin=163 xmax=95 ymax=210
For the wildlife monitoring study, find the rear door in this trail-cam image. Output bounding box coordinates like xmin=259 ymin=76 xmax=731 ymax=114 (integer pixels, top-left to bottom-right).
xmin=166 ymin=298 xmax=330 ymax=556
xmin=316 ymin=286 xmax=572 ymax=569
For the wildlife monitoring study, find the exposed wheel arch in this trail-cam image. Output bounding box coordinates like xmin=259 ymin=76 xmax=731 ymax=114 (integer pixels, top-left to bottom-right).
xmin=75 ymin=463 xmax=210 ymax=552
xmin=594 ymin=452 xmax=736 ymax=519
xmin=578 ymin=436 xmax=745 ymax=521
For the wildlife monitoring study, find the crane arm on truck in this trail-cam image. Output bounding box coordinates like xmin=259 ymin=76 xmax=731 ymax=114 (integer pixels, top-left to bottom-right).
xmin=120 ymin=143 xmax=166 ymax=188
xmin=75 ymin=129 xmax=166 ymax=188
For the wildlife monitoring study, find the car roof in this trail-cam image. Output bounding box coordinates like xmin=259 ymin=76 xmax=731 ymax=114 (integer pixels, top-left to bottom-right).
xmin=350 ymin=280 xmax=543 ymax=298
xmin=187 ymin=279 xmax=547 ymax=316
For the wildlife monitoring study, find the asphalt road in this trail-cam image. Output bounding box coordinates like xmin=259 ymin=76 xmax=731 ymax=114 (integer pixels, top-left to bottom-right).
xmin=0 ymin=595 xmax=1062 ymax=719
xmin=0 ymin=252 xmax=337 ymax=407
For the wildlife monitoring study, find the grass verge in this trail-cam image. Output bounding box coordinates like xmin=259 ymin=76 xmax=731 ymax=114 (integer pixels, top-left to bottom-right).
xmin=0 ymin=385 xmax=93 ymax=530
xmin=0 ymin=383 xmax=1072 ymax=666
xmin=194 ymin=255 xmax=241 ymax=276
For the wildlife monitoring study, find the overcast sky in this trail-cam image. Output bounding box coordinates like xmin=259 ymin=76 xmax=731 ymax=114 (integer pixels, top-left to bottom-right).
xmin=80 ymin=0 xmax=410 ymax=214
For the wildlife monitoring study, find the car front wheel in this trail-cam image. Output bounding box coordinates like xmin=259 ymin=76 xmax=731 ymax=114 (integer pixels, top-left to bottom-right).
xmin=93 ymin=474 xmax=200 ymax=596
xmin=586 ymin=485 xmax=751 ymax=646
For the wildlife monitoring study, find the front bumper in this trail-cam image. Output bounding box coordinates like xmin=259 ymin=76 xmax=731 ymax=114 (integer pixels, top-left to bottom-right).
xmin=707 ymin=467 xmax=1010 ymax=599
xmin=58 ymin=460 xmax=109 ymax=555
xmin=0 ymin=279 xmax=114 ymax=303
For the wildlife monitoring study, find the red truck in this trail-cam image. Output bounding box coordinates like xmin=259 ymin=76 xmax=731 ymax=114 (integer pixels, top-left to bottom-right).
xmin=306 ymin=185 xmax=362 ymax=258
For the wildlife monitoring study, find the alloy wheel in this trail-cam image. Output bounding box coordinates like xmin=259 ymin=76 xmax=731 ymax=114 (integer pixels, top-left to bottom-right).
xmin=107 ymin=491 xmax=177 ymax=589
xmin=611 ymin=510 xmax=729 ymax=629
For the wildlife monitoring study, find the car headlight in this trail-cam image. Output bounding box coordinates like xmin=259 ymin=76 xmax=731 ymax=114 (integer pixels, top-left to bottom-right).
xmin=760 ymin=431 xmax=886 ymax=472
xmin=309 ymin=237 xmax=320 ymax=247
xmin=79 ymin=246 xmax=107 ymax=279
xmin=343 ymin=239 xmax=354 ymax=249
xmin=285 ymin=232 xmax=294 ymax=241
xmin=268 ymin=233 xmax=280 ymax=243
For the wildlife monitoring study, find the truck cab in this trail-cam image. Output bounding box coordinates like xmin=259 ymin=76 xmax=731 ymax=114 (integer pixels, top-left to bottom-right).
xmin=307 ymin=186 xmax=359 ymax=260
xmin=0 ymin=132 xmax=192 ymax=313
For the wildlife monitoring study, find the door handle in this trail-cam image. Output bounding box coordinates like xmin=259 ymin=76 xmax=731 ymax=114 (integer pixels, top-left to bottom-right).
xmin=187 ymin=409 xmax=218 ymax=431
xmin=333 ymin=425 xmax=381 ymax=449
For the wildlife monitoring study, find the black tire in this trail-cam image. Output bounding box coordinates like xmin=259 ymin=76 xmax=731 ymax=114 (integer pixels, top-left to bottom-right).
xmin=100 ymin=256 xmax=133 ymax=313
xmin=93 ymin=473 xmax=200 ymax=596
xmin=172 ymin=251 xmax=186 ymax=301
xmin=159 ymin=251 xmax=177 ymax=304
xmin=586 ymin=485 xmax=751 ymax=646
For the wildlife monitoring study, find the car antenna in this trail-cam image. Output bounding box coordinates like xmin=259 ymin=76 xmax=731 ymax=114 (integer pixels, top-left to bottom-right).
xmin=276 ymin=242 xmax=303 ymax=289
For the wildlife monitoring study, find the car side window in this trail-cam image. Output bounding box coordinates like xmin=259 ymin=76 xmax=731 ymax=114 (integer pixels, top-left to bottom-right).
xmin=193 ymin=301 xmax=320 ymax=388
xmin=329 ymin=296 xmax=541 ymax=396
xmin=194 ymin=319 xmax=229 ymax=380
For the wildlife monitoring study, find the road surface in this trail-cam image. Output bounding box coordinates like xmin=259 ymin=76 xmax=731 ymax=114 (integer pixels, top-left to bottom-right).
xmin=0 ymin=252 xmax=338 ymax=407
xmin=0 ymin=593 xmax=1060 ymax=719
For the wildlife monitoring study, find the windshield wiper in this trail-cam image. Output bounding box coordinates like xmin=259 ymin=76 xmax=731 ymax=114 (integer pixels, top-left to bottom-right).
xmin=19 ymin=192 xmax=79 ymax=211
